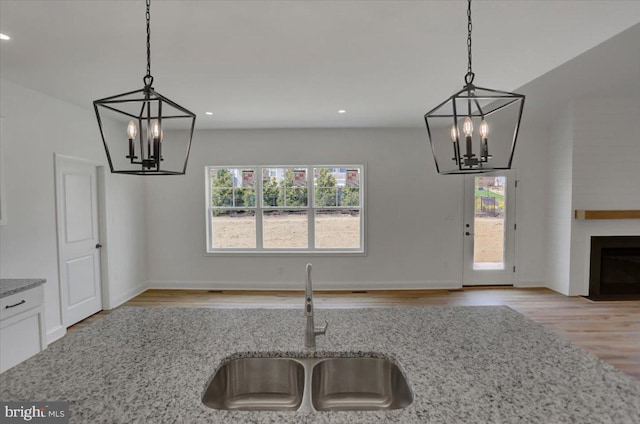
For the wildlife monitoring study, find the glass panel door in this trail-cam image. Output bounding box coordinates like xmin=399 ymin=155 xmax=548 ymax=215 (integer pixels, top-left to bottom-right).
xmin=462 ymin=172 xmax=515 ymax=285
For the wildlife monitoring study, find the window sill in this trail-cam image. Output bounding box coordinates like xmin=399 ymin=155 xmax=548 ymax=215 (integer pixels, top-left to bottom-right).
xmin=204 ymin=250 xmax=366 ymax=257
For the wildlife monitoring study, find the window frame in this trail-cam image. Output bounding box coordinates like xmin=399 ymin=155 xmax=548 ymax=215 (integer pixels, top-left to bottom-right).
xmin=205 ymin=164 xmax=365 ymax=255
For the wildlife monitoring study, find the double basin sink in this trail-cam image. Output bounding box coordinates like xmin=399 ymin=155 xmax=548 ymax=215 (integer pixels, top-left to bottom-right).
xmin=202 ymin=356 xmax=413 ymax=412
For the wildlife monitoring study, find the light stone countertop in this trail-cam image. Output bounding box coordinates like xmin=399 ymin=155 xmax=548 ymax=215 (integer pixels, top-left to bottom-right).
xmin=1 ymin=305 xmax=639 ymax=423
xmin=0 ymin=279 xmax=45 ymax=298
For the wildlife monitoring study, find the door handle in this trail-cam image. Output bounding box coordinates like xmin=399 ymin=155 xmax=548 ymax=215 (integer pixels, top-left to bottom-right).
xmin=465 ymin=232 xmax=474 ymax=236
xmin=95 ymin=243 xmax=103 ymax=249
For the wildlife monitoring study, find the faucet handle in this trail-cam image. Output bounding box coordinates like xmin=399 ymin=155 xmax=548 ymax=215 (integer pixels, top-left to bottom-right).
xmin=315 ymin=320 xmax=328 ymax=336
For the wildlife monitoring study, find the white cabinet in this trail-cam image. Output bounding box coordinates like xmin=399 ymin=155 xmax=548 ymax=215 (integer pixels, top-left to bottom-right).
xmin=0 ymin=285 xmax=47 ymax=373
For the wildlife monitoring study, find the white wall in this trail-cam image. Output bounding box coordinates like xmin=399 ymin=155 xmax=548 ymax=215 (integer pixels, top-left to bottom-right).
xmin=100 ymin=170 xmax=148 ymax=308
xmin=568 ymin=97 xmax=640 ymax=295
xmin=0 ymin=79 xmax=147 ymax=342
xmin=511 ymin=123 xmax=550 ymax=287
xmin=543 ymin=96 xmax=640 ymax=296
xmin=516 ymin=23 xmax=640 ymax=296
xmin=0 ymin=76 xmax=551 ymax=332
xmin=545 ymin=107 xmax=574 ymax=295
xmin=145 ymin=128 xmax=459 ymax=289
xmin=145 ymin=126 xmax=548 ymax=290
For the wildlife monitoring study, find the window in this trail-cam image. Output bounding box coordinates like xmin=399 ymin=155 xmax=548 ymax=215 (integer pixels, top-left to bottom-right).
xmin=208 ymin=168 xmax=257 ymax=249
xmin=206 ymin=165 xmax=364 ymax=253
xmin=262 ymin=167 xmax=308 ymax=249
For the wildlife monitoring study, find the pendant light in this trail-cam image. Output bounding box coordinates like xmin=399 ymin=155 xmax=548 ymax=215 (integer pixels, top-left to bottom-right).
xmin=93 ymin=0 xmax=196 ymax=175
xmin=425 ymin=0 xmax=524 ymax=174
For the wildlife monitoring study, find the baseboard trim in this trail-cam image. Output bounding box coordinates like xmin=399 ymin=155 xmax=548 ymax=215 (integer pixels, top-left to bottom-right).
xmin=146 ymin=280 xmax=462 ymax=291
xmin=545 ymin=286 xmax=571 ymax=296
xmin=46 ymin=325 xmax=66 ymax=344
xmin=514 ymin=281 xmax=545 ymax=288
xmin=108 ymin=284 xmax=148 ymax=310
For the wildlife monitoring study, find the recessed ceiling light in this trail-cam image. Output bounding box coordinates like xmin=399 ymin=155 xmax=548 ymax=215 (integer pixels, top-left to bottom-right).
xmin=338 ymin=110 xmax=346 ymax=114
xmin=0 ymin=34 xmax=10 ymax=41
xmin=205 ymin=112 xmax=213 ymax=116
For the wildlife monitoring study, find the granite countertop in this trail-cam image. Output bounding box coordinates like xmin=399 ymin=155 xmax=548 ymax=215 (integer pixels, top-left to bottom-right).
xmin=1 ymin=305 xmax=639 ymax=423
xmin=0 ymin=279 xmax=45 ymax=298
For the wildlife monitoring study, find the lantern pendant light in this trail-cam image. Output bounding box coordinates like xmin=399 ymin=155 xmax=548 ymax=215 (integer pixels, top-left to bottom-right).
xmin=424 ymin=0 xmax=525 ymax=175
xmin=93 ymin=0 xmax=196 ymax=175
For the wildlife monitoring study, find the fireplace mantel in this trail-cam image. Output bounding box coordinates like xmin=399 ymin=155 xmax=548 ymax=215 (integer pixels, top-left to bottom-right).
xmin=575 ymin=210 xmax=640 ymax=220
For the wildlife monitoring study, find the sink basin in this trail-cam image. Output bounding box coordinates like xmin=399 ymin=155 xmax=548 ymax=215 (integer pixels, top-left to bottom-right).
xmin=202 ymin=358 xmax=304 ymax=411
xmin=202 ymin=356 xmax=413 ymax=412
xmin=311 ymin=357 xmax=413 ymax=411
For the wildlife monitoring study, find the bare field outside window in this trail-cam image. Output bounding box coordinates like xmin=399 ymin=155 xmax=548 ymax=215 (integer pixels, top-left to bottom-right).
xmin=474 ymin=217 xmax=504 ymax=264
xmin=211 ymin=213 xmax=493 ymax=256
xmin=263 ymin=211 xmax=308 ymax=248
xmin=315 ymin=211 xmax=360 ymax=248
xmin=210 ymin=213 xmax=361 ymax=250
xmin=211 ymin=212 xmax=256 ymax=249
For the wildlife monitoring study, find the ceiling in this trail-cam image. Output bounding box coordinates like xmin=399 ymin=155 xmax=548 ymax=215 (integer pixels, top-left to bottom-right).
xmin=1 ymin=0 xmax=639 ymax=129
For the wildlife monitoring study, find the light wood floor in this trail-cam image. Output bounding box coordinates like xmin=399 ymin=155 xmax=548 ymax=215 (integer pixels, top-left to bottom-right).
xmin=73 ymin=287 xmax=640 ymax=380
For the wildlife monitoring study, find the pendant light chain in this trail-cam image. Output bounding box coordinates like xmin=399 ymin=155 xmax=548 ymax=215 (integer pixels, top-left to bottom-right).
xmin=465 ymin=0 xmax=475 ymax=85
xmin=93 ymin=0 xmax=196 ymax=175
xmin=424 ymin=0 xmax=525 ymax=175
xmin=144 ymin=0 xmax=154 ymax=87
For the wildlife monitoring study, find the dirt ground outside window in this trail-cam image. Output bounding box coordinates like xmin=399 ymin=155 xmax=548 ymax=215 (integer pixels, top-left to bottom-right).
xmin=211 ymin=214 xmax=360 ymax=249
xmin=473 ymin=217 xmax=504 ymax=263
xmin=211 ymin=215 xmax=502 ymax=262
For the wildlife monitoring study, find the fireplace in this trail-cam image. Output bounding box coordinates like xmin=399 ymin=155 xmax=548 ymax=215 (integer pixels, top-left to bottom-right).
xmin=588 ymin=236 xmax=640 ymax=300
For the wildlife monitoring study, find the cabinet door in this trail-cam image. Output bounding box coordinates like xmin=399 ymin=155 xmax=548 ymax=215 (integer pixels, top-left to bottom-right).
xmin=0 ymin=314 xmax=42 ymax=372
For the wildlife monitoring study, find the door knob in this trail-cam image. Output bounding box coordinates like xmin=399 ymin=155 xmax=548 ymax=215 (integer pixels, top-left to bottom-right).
xmin=95 ymin=243 xmax=103 ymax=249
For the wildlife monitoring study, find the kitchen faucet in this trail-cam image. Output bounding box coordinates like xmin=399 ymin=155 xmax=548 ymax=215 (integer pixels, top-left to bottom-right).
xmin=304 ymin=263 xmax=328 ymax=349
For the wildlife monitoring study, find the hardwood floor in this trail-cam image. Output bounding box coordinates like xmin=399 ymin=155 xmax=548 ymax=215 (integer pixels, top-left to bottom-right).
xmin=71 ymin=287 xmax=640 ymax=380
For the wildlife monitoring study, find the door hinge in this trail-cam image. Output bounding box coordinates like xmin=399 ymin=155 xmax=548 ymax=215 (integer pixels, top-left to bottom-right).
xmin=513 ymin=266 xmax=516 ymax=273
xmin=515 ymin=180 xmax=519 ymax=188
xmin=514 ymin=223 xmax=517 ymax=231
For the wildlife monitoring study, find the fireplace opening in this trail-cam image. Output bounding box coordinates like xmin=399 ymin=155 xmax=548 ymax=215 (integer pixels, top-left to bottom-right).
xmin=588 ymin=236 xmax=640 ymax=300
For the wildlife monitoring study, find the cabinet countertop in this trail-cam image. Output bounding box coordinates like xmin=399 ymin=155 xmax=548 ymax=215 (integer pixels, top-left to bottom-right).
xmin=0 ymin=279 xmax=46 ymax=299
xmin=1 ymin=306 xmax=640 ymax=423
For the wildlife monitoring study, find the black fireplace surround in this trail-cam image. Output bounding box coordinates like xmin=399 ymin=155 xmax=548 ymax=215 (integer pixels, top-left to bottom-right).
xmin=588 ymin=236 xmax=640 ymax=300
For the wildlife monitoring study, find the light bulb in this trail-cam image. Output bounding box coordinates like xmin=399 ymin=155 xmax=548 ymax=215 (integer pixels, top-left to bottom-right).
xmin=463 ymin=117 xmax=473 ymax=137
xmin=479 ymin=120 xmax=489 ymax=138
xmin=151 ymin=120 xmax=161 ymax=139
xmin=127 ymin=120 xmax=138 ymax=139
xmin=450 ymin=124 xmax=459 ymax=142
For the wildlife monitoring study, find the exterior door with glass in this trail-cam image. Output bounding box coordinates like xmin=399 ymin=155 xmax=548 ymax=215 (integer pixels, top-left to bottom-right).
xmin=462 ymin=172 xmax=516 ymax=285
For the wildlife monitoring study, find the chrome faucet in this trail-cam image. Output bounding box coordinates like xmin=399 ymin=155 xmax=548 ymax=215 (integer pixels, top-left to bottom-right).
xmin=304 ymin=263 xmax=328 ymax=349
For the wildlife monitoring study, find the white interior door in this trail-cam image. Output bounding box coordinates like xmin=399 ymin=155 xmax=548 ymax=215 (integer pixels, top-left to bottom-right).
xmin=55 ymin=155 xmax=102 ymax=326
xmin=462 ymin=171 xmax=516 ymax=285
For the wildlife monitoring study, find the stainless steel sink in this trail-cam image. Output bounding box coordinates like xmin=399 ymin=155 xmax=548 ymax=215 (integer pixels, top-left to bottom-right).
xmin=202 ymin=358 xmax=304 ymax=411
xmin=202 ymin=356 xmax=413 ymax=412
xmin=311 ymin=357 xmax=413 ymax=411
